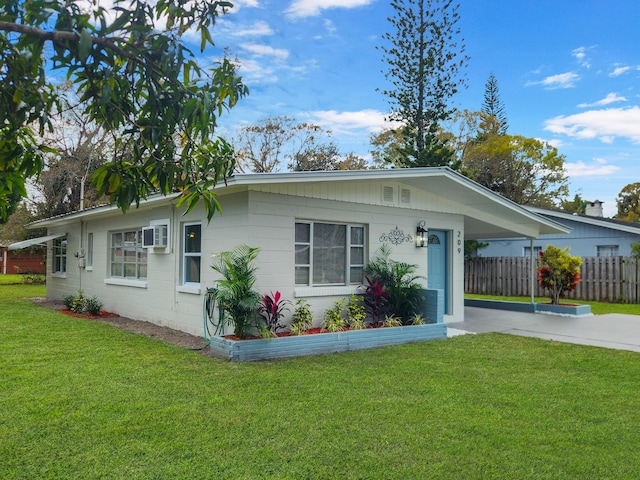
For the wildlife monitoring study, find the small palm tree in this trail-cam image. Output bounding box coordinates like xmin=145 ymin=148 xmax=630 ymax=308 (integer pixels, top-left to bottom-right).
xmin=365 ymin=244 xmax=425 ymax=324
xmin=211 ymin=245 xmax=261 ymax=339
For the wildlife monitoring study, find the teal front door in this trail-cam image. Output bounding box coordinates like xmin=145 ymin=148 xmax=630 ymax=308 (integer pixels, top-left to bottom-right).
xmin=427 ymin=230 xmax=448 ymax=314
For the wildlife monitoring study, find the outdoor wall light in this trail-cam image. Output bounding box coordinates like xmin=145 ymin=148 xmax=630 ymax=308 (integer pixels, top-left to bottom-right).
xmin=416 ymin=221 xmax=427 ymax=248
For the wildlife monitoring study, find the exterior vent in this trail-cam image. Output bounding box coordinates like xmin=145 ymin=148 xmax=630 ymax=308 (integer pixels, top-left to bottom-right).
xmin=382 ymin=185 xmax=395 ymax=203
xmin=400 ymin=188 xmax=411 ymax=205
xmin=142 ymin=225 xmax=168 ymax=248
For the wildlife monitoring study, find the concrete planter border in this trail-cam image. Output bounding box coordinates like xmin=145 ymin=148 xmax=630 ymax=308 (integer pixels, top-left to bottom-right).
xmin=464 ymin=298 xmax=592 ymax=316
xmin=209 ymin=323 xmax=448 ymax=362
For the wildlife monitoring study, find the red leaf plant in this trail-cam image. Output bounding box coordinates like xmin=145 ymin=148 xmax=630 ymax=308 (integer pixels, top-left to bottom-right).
xmin=258 ymin=291 xmax=292 ymax=334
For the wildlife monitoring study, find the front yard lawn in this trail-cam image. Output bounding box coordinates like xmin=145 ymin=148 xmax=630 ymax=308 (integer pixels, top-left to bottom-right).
xmin=3 ymin=284 xmax=640 ymax=478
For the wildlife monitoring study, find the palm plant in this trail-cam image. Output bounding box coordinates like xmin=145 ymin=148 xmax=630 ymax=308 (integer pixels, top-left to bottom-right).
xmin=211 ymin=245 xmax=261 ymax=339
xmin=365 ymin=244 xmax=425 ymax=324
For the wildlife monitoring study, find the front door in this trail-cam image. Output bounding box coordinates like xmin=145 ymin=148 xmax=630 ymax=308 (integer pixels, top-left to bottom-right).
xmin=427 ymin=230 xmax=448 ymax=314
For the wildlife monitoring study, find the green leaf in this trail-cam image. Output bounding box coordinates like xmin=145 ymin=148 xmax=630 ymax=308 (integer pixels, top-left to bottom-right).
xmin=107 ymin=173 xmax=121 ymax=194
xmin=78 ymin=28 xmax=92 ymax=62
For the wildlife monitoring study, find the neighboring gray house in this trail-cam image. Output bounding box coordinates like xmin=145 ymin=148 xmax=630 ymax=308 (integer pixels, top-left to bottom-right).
xmin=479 ymin=201 xmax=640 ymax=258
xmin=23 ymin=168 xmax=568 ymax=337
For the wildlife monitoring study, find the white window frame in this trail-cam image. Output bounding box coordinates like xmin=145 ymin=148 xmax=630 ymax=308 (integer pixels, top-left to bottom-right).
xmin=86 ymin=232 xmax=94 ymax=270
xmin=523 ymin=246 xmax=542 ymax=257
xmin=597 ymin=245 xmax=619 ymax=257
xmin=52 ymin=237 xmax=67 ymax=275
xmin=109 ymin=229 xmax=147 ymax=279
xmin=295 ymin=221 xmax=365 ymax=289
xmin=181 ymin=222 xmax=202 ymax=289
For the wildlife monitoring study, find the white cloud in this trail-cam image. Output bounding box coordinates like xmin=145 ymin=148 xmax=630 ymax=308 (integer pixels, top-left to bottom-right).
xmin=578 ymin=93 xmax=627 ymax=108
xmin=572 ymin=46 xmax=593 ymax=68
xmin=235 ymin=0 xmax=260 ymax=7
xmin=526 ymin=72 xmax=579 ymax=89
xmin=307 ymin=109 xmax=389 ymax=134
xmin=239 ymin=43 xmax=289 ymax=61
xmin=565 ymin=158 xmax=621 ymax=177
xmin=232 ymin=21 xmax=273 ymax=37
xmin=236 ymin=58 xmax=278 ymax=83
xmin=324 ymin=19 xmax=337 ymax=35
xmin=609 ymin=66 xmax=632 ymax=77
xmin=286 ymin=0 xmax=373 ymax=18
xmin=540 ymin=138 xmax=564 ymax=149
xmin=544 ymin=106 xmax=640 ymax=143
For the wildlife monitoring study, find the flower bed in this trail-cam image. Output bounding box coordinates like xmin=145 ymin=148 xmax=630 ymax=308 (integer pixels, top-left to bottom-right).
xmin=210 ymin=323 xmax=448 ymax=361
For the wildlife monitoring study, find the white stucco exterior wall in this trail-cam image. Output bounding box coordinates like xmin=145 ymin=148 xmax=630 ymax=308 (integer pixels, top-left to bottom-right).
xmin=42 ymin=179 xmax=467 ymax=337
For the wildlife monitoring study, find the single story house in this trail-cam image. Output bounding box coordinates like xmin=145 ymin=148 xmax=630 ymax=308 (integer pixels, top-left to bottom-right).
xmin=23 ymin=167 xmax=569 ymax=337
xmin=478 ymin=204 xmax=640 ymax=258
xmin=1 ymin=241 xmax=46 ymax=274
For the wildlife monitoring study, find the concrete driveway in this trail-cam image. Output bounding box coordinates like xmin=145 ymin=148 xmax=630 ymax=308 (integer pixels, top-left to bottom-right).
xmin=448 ymin=307 xmax=640 ymax=353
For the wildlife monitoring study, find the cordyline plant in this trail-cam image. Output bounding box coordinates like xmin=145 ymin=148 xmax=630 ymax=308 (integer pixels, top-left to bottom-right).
xmin=361 ymin=274 xmax=389 ymax=326
xmin=258 ymin=291 xmax=291 ymax=335
xmin=537 ymin=245 xmax=582 ymax=305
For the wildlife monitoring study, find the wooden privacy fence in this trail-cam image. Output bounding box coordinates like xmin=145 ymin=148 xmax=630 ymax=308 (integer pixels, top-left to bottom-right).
xmin=465 ymin=256 xmax=640 ymax=303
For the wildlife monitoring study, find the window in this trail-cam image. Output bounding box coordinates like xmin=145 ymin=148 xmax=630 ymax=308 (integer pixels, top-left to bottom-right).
xmin=53 ymin=237 xmax=67 ymax=274
xmin=110 ymin=229 xmax=147 ymax=279
xmin=183 ymin=223 xmax=201 ymax=285
xmin=86 ymin=232 xmax=93 ymax=269
xmin=523 ymin=246 xmax=542 ymax=257
xmin=295 ymin=222 xmax=365 ymax=286
xmin=597 ymin=245 xmax=619 ymax=257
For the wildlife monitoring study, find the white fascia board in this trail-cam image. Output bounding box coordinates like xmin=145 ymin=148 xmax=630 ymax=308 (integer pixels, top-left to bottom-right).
xmin=28 ymin=193 xmax=180 ymax=229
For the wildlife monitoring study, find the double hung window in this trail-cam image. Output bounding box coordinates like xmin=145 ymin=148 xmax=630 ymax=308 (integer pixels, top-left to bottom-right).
xmin=295 ymin=222 xmax=365 ymax=286
xmin=110 ymin=229 xmax=147 ymax=279
xmin=183 ymin=223 xmax=202 ymax=285
xmin=597 ymin=245 xmax=619 ymax=257
xmin=53 ymin=237 xmax=67 ymax=274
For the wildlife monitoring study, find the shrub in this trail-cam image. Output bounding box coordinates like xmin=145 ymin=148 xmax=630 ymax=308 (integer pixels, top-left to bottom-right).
xmin=324 ymin=299 xmax=345 ymax=332
xmin=63 ymin=294 xmax=75 ymax=310
xmin=365 ymin=245 xmax=424 ymax=324
xmin=22 ymin=274 xmax=45 ymax=285
xmin=345 ymin=294 xmax=366 ymax=329
xmin=62 ymin=290 xmax=103 ymax=315
xmin=258 ymin=291 xmax=291 ymax=334
xmin=361 ymin=275 xmax=389 ymax=325
xmin=290 ymin=299 xmax=313 ymax=335
xmin=383 ymin=314 xmax=402 ymax=327
xmin=84 ymin=296 xmax=103 ymax=316
xmin=537 ymin=245 xmax=582 ymax=305
xmin=211 ymin=245 xmax=261 ymax=339
xmin=70 ymin=290 xmax=86 ymax=313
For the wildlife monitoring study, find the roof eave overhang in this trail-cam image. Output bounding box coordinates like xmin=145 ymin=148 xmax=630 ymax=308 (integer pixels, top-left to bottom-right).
xmin=29 ymin=168 xmax=569 ymax=240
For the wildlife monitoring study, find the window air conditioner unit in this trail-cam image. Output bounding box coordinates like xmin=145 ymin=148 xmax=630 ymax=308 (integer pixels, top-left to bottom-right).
xmin=142 ymin=225 xmax=168 ymax=248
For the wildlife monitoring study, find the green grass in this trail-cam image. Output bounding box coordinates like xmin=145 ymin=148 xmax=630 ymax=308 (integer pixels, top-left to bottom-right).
xmin=0 ymin=274 xmax=26 ymax=285
xmin=465 ymin=292 xmax=640 ymax=316
xmin=3 ymin=284 xmax=640 ymax=478
xmin=0 ymin=274 xmax=45 ymax=286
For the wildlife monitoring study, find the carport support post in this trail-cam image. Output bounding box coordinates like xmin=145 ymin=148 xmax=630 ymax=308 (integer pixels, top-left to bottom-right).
xmin=529 ymin=238 xmax=535 ymax=305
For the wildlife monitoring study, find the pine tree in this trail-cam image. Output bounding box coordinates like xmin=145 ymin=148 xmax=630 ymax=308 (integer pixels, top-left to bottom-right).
xmin=481 ymin=73 xmax=508 ymax=135
xmin=379 ymin=0 xmax=468 ymax=168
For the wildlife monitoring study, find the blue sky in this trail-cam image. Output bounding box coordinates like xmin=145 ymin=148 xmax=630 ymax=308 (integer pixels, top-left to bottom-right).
xmin=200 ymin=1 xmax=640 ymax=217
